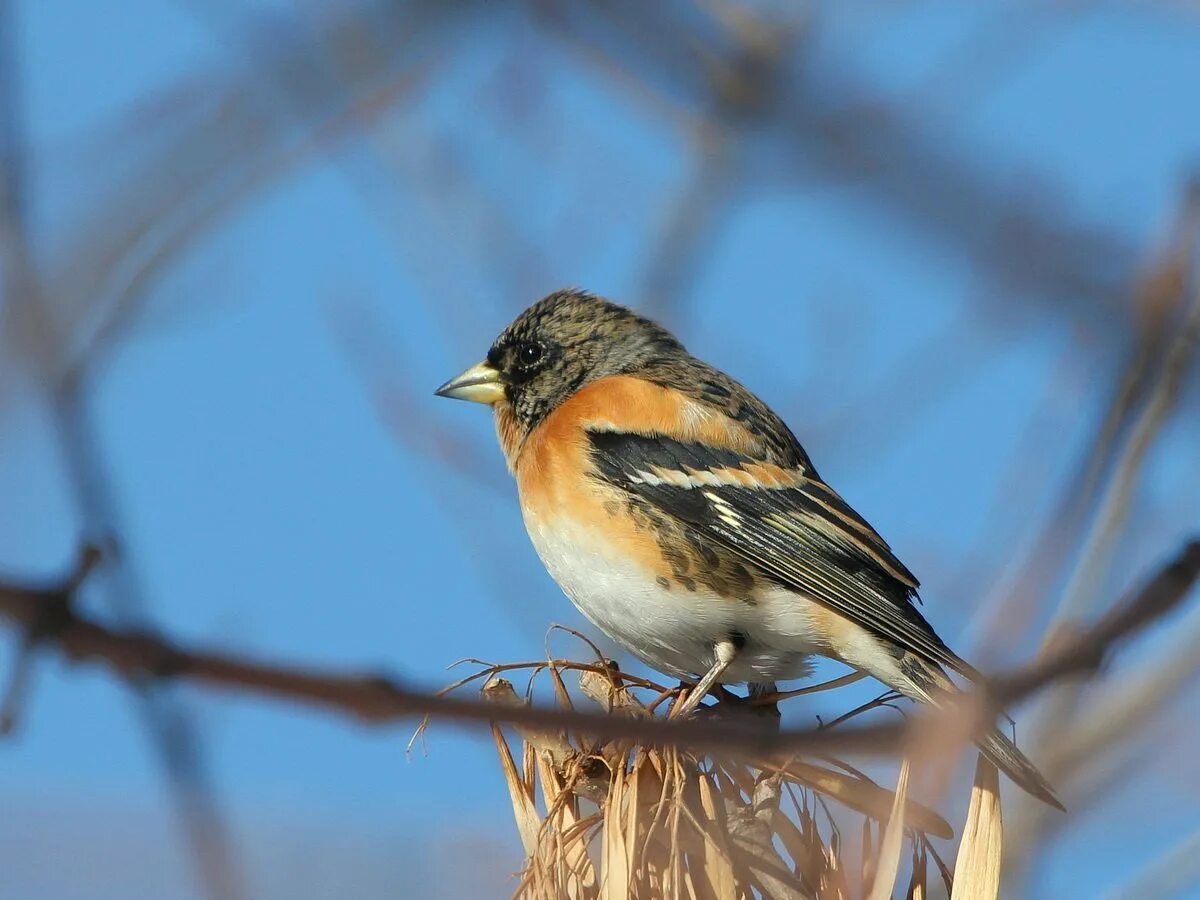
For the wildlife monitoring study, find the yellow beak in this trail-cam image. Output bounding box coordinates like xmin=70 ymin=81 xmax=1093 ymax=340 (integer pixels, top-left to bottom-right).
xmin=434 ymin=361 xmax=506 ymax=405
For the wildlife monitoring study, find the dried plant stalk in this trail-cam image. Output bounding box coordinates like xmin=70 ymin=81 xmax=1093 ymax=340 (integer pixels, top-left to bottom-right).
xmin=866 ymin=758 xmax=911 ymax=900
xmin=462 ymin=656 xmax=966 ymax=900
xmin=951 ymin=755 xmax=1003 ymax=900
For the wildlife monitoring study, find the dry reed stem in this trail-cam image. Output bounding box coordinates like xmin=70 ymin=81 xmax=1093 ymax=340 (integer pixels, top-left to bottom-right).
xmin=483 ymin=654 xmax=951 ymax=900
xmin=866 ymin=759 xmax=910 ymax=900
xmin=951 ymin=756 xmax=1003 ymax=900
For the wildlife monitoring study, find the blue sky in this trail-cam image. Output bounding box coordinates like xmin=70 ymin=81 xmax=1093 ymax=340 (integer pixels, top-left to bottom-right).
xmin=2 ymin=3 xmax=1199 ymax=898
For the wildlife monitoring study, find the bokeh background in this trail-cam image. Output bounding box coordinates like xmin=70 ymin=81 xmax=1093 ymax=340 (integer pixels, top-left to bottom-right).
xmin=3 ymin=2 xmax=1200 ymax=898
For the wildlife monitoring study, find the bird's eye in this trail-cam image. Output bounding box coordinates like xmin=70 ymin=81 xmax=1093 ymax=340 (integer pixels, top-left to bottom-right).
xmin=517 ymin=343 xmax=543 ymax=368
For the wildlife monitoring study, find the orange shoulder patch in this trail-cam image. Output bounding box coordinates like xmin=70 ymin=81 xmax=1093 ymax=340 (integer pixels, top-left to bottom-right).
xmin=515 ymin=375 xmax=765 ymax=515
xmin=548 ymin=375 xmax=762 ymax=449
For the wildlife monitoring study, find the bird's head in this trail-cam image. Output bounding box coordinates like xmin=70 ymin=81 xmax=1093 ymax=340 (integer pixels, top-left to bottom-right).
xmin=435 ymin=288 xmax=683 ymax=433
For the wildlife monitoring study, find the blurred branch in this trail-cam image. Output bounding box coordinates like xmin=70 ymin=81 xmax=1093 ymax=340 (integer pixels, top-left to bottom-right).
xmin=329 ymin=298 xmax=509 ymax=496
xmin=547 ymin=0 xmax=1141 ymax=330
xmin=8 ymin=18 xmax=460 ymax=894
xmin=1007 ymin=267 xmax=1200 ymax=870
xmin=951 ymin=342 xmax=1091 ymax=644
xmin=183 ymin=0 xmax=525 ymax=357
xmin=2 ymin=539 xmax=1196 ymax=762
xmin=45 ymin=387 xmax=254 ymax=900
xmin=1051 ymin=202 xmax=1200 ymax=628
xmin=45 ymin=1 xmax=451 ymax=388
xmin=1043 ymin=599 xmax=1200 ymax=777
xmin=0 ymin=3 xmax=247 ymax=896
xmin=637 ymin=129 xmax=738 ymax=320
xmin=969 ymin=180 xmax=1200 ymax=661
xmin=1073 ymin=178 xmax=1200 ymax=504
xmin=989 ymin=540 xmax=1200 ymax=706
xmin=1021 ymin=278 xmax=1200 ymax=741
xmin=1107 ymin=827 xmax=1200 ymax=900
xmin=907 ymin=1 xmax=1088 ymax=116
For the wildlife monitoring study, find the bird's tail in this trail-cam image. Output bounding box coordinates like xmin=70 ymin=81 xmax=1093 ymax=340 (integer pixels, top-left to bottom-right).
xmin=975 ymin=721 xmax=1064 ymax=811
xmin=878 ymin=654 xmax=1064 ymax=811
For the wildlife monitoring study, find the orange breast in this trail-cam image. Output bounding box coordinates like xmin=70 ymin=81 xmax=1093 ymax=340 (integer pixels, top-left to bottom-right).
xmin=515 ymin=408 xmax=666 ymax=576
xmin=511 ymin=375 xmax=766 ymax=586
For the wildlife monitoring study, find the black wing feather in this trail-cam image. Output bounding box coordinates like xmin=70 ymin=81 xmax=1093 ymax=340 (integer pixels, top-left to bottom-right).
xmin=588 ymin=430 xmax=973 ymax=678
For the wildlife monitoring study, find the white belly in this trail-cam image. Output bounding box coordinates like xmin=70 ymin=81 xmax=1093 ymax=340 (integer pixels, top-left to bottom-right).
xmin=523 ymin=509 xmax=820 ymax=684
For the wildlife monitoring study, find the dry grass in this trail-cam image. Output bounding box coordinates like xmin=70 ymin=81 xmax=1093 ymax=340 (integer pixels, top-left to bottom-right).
xmin=425 ymin=634 xmax=1002 ymax=900
xmin=950 ymin=758 xmax=1002 ymax=900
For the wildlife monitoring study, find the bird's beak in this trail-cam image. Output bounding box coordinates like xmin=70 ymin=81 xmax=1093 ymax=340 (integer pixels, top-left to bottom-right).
xmin=434 ymin=361 xmax=506 ymax=405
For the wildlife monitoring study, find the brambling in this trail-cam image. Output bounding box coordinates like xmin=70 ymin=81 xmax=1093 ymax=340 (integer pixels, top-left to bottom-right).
xmin=436 ymin=288 xmax=1061 ymax=808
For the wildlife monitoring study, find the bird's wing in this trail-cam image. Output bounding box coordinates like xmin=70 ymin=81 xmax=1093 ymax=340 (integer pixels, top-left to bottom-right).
xmin=587 ymin=428 xmax=973 ymax=678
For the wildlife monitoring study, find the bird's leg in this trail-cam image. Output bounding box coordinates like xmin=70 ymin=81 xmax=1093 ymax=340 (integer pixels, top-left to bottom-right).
xmin=748 ymin=681 xmax=778 ymax=702
xmin=747 ymin=680 xmax=782 ymax=730
xmin=671 ymin=639 xmax=739 ymax=719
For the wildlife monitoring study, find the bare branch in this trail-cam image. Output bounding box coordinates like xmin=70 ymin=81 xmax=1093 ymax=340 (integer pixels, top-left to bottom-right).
xmin=2 ymin=539 xmax=1195 ymax=763
xmin=988 ymin=539 xmax=1200 ymax=706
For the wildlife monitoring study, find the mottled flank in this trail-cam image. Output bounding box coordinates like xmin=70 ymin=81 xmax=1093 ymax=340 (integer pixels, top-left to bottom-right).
xmin=625 ymin=496 xmax=756 ymax=597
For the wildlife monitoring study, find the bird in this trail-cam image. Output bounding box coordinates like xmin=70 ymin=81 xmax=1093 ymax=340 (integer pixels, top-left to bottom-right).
xmin=435 ymin=287 xmax=1062 ymax=809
